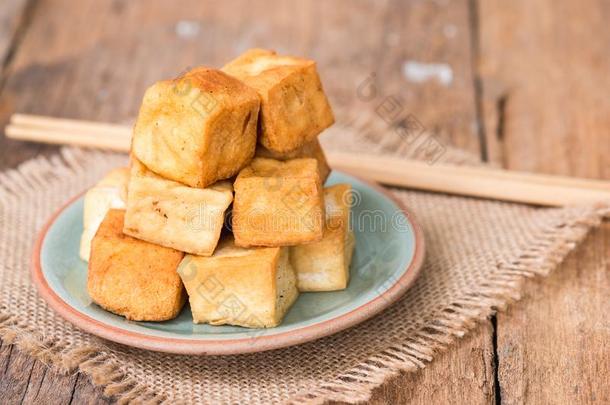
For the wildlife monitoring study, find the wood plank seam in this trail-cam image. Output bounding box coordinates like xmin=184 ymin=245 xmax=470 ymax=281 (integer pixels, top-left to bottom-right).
xmin=0 ymin=0 xmax=500 ymax=402
xmin=467 ymin=0 xmax=489 ymax=163
xmin=67 ymin=374 xmax=80 ymax=405
xmin=494 ymin=93 xmax=509 ymax=169
xmin=491 ymin=315 xmax=501 ymax=405
xmin=476 ymin=1 xmax=610 ymax=404
xmin=22 ymin=365 xmax=43 ymax=404
xmin=469 ymin=1 xmax=504 ymax=403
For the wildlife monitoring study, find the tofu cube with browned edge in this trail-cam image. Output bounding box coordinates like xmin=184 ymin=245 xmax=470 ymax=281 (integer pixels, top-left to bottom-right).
xmin=222 ymin=49 xmax=334 ymax=153
xmin=255 ymin=138 xmax=331 ymax=184
xmin=123 ymin=158 xmax=233 ymax=256
xmin=290 ymin=184 xmax=356 ymax=292
xmin=177 ymin=237 xmax=298 ymax=328
xmin=131 ymin=67 xmax=260 ymax=188
xmin=233 ymin=157 xmax=325 ymax=247
xmin=80 ymin=167 xmax=129 ymax=262
xmin=87 ymin=209 xmax=186 ymax=321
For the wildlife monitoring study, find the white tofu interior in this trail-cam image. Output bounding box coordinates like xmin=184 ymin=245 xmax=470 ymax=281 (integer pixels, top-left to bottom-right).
xmin=79 ymin=186 xmax=126 ymax=262
xmin=290 ymin=184 xmax=354 ymax=291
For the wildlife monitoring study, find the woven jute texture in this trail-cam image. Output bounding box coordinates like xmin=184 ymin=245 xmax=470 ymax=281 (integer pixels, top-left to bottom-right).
xmin=0 ymin=118 xmax=608 ymax=404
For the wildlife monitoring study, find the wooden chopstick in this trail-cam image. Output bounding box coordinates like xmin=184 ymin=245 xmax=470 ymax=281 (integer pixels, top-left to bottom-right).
xmin=11 ymin=113 xmax=132 ymax=137
xmin=5 ymin=126 xmax=130 ymax=152
xmin=326 ymin=151 xmax=610 ymax=207
xmin=6 ymin=114 xmax=131 ymax=152
xmin=5 ymin=113 xmax=610 ymax=207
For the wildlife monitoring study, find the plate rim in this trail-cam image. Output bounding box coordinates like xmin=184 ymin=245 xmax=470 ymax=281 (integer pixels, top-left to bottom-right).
xmin=31 ymin=173 xmax=425 ymax=355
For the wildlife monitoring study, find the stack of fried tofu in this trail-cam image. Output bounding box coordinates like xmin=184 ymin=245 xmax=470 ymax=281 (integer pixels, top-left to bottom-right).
xmin=81 ymin=49 xmax=356 ymax=328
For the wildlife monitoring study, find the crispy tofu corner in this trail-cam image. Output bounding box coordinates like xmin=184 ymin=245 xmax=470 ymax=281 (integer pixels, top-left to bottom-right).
xmin=87 ymin=209 xmax=186 ymax=321
xmin=223 ymin=49 xmax=334 ymax=153
xmin=131 ymin=67 xmax=260 ymax=188
xmin=233 ymin=158 xmax=325 ymax=247
xmin=178 ymin=237 xmax=298 ymax=328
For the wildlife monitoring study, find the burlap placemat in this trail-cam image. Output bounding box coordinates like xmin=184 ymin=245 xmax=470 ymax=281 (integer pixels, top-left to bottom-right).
xmin=0 ymin=118 xmax=608 ymax=404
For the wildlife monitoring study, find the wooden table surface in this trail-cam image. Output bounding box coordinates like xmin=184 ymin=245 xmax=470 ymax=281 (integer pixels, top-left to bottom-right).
xmin=0 ymin=1 xmax=608 ymax=404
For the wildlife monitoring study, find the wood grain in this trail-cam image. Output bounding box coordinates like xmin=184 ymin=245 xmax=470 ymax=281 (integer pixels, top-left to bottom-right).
xmin=496 ymin=225 xmax=610 ymax=404
xmin=69 ymin=373 xmax=114 ymax=405
xmin=0 ymin=0 xmax=484 ymax=164
xmin=0 ymin=0 xmax=493 ymax=403
xmin=477 ymin=0 xmax=610 ymax=178
xmin=1 ymin=0 xmax=608 ymax=403
xmin=368 ymin=323 xmax=496 ymax=405
xmin=477 ymin=0 xmax=610 ymax=403
xmin=20 ymin=360 xmax=78 ymax=404
xmin=9 ymin=116 xmax=610 ymax=206
xmin=0 ymin=341 xmax=36 ymax=403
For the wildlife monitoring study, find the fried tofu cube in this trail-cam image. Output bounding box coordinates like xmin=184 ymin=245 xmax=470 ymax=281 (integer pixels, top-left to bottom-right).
xmin=131 ymin=67 xmax=260 ymax=188
xmin=290 ymin=184 xmax=356 ymax=291
xmin=88 ymin=209 xmax=186 ymax=321
xmin=222 ymin=49 xmax=334 ymax=153
xmin=178 ymin=237 xmax=298 ymax=328
xmin=79 ymin=167 xmax=129 ymax=262
xmin=255 ymin=138 xmax=331 ymax=184
xmin=123 ymin=158 xmax=233 ymax=256
xmin=233 ymin=157 xmax=325 ymax=247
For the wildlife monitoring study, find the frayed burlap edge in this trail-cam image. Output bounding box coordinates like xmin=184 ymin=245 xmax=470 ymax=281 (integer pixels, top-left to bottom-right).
xmin=0 ymin=148 xmax=608 ymax=405
xmin=0 ymin=149 xmax=165 ymax=405
xmin=291 ymin=200 xmax=609 ymax=404
xmin=0 ymin=314 xmax=164 ymax=404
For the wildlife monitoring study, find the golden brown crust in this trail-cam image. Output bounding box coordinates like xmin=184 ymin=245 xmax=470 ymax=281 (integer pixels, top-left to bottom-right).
xmin=222 ymin=49 xmax=334 ymax=153
xmin=87 ymin=209 xmax=186 ymax=321
xmin=255 ymin=139 xmax=331 ymax=183
xmin=177 ymin=237 xmax=298 ymax=328
xmin=232 ymin=158 xmax=325 ymax=247
xmin=131 ymin=66 xmax=260 ymax=188
xmin=123 ymin=158 xmax=233 ymax=256
xmin=290 ymin=184 xmax=355 ymax=292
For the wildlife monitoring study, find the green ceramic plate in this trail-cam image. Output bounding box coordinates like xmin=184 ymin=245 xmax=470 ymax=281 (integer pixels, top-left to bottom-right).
xmin=32 ymin=171 xmax=425 ymax=355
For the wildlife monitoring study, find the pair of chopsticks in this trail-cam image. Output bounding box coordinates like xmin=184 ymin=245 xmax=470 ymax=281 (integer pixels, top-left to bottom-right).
xmin=7 ymin=114 xmax=132 ymax=152
xmin=5 ymin=114 xmax=610 ymax=207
